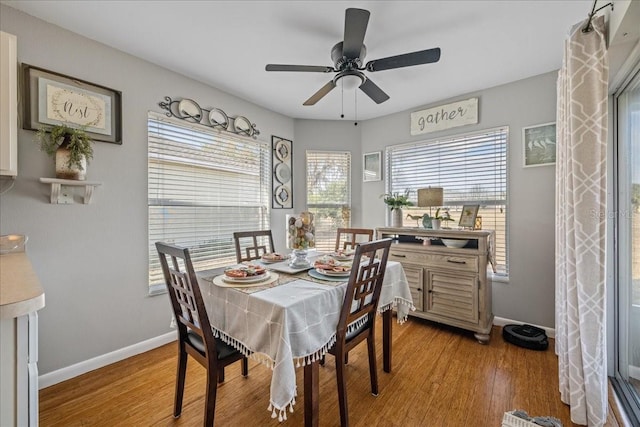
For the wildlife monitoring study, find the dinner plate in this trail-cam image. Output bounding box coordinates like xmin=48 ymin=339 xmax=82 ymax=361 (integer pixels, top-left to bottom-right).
xmin=315 ymin=268 xmax=351 ymax=277
xmin=307 ymin=269 xmax=348 ymax=282
xmin=222 ymin=271 xmax=271 ymax=283
xmin=261 ymin=254 xmax=287 ymax=264
xmin=330 ymin=254 xmax=353 ymax=261
xmin=213 ymin=272 xmax=279 ymax=288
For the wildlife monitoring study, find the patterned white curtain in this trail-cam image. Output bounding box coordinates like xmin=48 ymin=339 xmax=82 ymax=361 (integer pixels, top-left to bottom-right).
xmin=555 ymin=15 xmax=608 ymax=426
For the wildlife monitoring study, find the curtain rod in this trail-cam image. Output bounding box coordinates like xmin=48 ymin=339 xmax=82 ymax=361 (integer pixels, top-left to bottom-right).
xmin=582 ymin=0 xmax=614 ymax=33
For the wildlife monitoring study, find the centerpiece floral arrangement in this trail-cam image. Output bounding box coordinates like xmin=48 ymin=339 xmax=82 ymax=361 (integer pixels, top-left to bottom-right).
xmin=287 ymin=211 xmax=315 ymax=249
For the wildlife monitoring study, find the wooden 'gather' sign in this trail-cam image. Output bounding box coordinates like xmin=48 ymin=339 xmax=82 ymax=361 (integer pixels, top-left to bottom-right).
xmin=410 ymin=98 xmax=478 ymax=136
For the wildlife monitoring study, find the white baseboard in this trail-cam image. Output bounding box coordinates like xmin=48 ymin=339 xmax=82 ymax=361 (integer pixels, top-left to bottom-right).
xmin=38 ymin=332 xmax=176 ymax=389
xmin=493 ymin=316 xmax=556 ymax=339
xmin=630 ymin=364 xmax=640 ymax=381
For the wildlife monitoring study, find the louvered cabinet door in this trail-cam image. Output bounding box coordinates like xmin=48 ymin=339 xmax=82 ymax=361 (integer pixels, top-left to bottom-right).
xmin=425 ymin=269 xmax=479 ymax=324
xmin=401 ymin=264 xmax=424 ymax=312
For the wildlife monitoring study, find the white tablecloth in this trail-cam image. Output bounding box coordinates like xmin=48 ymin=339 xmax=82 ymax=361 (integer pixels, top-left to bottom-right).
xmin=198 ymin=261 xmax=413 ymax=421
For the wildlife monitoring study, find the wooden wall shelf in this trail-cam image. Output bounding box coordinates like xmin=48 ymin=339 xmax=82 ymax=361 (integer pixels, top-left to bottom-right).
xmin=39 ymin=178 xmax=102 ymax=204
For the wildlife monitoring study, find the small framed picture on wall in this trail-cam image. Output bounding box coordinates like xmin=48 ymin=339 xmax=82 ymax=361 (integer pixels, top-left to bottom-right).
xmin=523 ymin=122 xmax=556 ymax=167
xmin=363 ymin=151 xmax=382 ymax=182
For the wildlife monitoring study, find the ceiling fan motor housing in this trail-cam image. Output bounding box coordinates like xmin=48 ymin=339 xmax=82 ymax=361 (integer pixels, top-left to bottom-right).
xmin=331 ymin=41 xmax=365 ymax=70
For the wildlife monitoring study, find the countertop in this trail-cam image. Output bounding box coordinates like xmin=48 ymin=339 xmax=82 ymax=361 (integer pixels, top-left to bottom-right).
xmin=0 ymin=252 xmax=45 ymax=319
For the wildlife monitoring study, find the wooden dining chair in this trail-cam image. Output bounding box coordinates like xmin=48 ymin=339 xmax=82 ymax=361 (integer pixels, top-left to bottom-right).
xmin=156 ymin=242 xmax=248 ymax=427
xmin=233 ymin=230 xmax=275 ymax=263
xmin=326 ymin=238 xmax=392 ymax=427
xmin=334 ymin=228 xmax=374 ymax=251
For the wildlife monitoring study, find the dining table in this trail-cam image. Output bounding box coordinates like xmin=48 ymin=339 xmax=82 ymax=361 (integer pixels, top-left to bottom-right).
xmin=196 ymin=253 xmax=414 ymax=426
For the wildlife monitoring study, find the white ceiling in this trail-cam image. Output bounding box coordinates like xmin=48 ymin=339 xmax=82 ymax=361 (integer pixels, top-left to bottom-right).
xmin=2 ymin=0 xmax=593 ymax=121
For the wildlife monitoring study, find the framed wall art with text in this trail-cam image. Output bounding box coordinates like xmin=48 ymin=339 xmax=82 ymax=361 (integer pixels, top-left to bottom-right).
xmin=22 ymin=64 xmax=122 ymax=144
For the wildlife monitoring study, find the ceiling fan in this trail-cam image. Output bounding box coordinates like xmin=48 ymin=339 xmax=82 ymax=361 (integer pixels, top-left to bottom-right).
xmin=265 ymin=8 xmax=441 ymax=106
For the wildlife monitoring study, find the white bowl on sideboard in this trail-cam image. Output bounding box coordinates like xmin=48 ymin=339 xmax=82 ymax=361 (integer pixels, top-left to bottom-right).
xmin=441 ymin=238 xmax=469 ymax=249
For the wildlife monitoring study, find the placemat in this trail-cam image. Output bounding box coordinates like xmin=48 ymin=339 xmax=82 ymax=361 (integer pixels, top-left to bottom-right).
xmin=211 ymin=272 xmax=279 ymax=288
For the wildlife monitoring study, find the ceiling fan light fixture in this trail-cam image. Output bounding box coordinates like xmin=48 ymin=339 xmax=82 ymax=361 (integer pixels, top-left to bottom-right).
xmin=340 ymin=74 xmax=363 ymax=90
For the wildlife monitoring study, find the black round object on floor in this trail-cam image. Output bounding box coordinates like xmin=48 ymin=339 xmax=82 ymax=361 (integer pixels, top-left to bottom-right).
xmin=502 ymin=324 xmax=549 ymax=351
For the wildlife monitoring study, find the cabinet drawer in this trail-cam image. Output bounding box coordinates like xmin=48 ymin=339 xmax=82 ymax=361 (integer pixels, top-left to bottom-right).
xmin=389 ymin=249 xmax=478 ymax=273
xmin=429 ymin=254 xmax=478 ymax=273
xmin=388 ymin=249 xmax=433 ymax=265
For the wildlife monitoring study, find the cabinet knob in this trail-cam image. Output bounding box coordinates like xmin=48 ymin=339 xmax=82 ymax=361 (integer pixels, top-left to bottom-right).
xmin=447 ymin=259 xmax=466 ymax=265
xmin=391 ymin=253 xmax=406 ymax=258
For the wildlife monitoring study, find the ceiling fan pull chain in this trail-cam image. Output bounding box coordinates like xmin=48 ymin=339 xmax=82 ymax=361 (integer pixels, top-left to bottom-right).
xmin=340 ymin=79 xmax=345 ymax=118
xmin=354 ymin=90 xmax=358 ymax=126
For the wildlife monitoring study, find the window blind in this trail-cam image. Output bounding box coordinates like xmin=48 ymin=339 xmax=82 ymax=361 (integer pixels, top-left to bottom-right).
xmin=148 ymin=112 xmax=270 ymax=288
xmin=306 ymin=151 xmax=352 ymax=252
xmin=386 ymin=126 xmax=509 ymax=275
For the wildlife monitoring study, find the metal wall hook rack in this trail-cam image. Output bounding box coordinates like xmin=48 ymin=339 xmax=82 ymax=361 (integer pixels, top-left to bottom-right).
xmin=158 ymin=96 xmax=260 ymax=138
xmin=582 ymin=0 xmax=613 ymax=33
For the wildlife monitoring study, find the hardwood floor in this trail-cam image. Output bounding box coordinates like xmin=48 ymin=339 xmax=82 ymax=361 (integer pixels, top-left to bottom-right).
xmin=40 ymin=317 xmax=623 ymax=426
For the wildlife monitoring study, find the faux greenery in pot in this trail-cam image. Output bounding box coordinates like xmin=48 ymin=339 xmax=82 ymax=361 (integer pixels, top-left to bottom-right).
xmin=381 ymin=190 xmax=413 ymax=211
xmin=36 ymin=124 xmax=94 ymax=180
xmin=433 ymin=208 xmax=453 ymax=222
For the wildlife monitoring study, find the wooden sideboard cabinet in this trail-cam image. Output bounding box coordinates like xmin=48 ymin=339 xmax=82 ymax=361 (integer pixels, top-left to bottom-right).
xmin=376 ymin=227 xmax=494 ymax=343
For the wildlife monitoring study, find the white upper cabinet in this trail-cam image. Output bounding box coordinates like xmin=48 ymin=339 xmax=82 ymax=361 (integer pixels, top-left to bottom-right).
xmin=0 ymin=31 xmax=18 ymax=177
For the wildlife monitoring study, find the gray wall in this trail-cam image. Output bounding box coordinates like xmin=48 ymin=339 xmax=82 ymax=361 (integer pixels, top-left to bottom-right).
xmin=1 ymin=4 xmax=558 ymax=377
xmin=0 ymin=5 xmax=294 ymax=374
xmin=358 ymin=72 xmax=558 ymax=328
xmin=295 ymin=74 xmax=558 ymax=328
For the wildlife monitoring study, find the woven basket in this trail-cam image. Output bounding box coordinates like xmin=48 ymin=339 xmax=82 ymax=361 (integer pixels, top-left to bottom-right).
xmin=501 ymin=411 xmax=540 ymax=427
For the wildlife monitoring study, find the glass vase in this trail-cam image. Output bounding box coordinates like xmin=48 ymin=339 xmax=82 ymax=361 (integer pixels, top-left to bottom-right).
xmin=289 ymin=248 xmax=310 ymax=268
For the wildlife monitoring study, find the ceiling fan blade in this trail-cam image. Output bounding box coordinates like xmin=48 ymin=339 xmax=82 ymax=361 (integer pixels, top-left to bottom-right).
xmin=266 ymin=64 xmax=334 ymax=73
xmin=303 ymin=80 xmax=337 ymax=106
xmin=359 ymin=78 xmax=389 ymax=104
xmin=342 ymin=8 xmax=370 ymax=59
xmin=366 ymin=47 xmax=441 ymax=72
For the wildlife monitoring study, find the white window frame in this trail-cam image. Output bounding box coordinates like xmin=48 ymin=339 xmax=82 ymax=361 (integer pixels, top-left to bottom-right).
xmin=306 ymin=150 xmax=352 ymax=252
xmin=147 ymin=112 xmax=270 ymax=294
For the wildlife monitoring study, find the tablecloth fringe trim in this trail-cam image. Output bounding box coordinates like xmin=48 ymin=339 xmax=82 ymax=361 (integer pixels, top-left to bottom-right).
xmin=212 ymin=328 xmax=276 ymax=369
xmin=268 ymin=395 xmax=296 ymax=421
xmin=378 ymin=297 xmax=416 ymax=324
xmin=294 ymin=335 xmax=336 ymax=367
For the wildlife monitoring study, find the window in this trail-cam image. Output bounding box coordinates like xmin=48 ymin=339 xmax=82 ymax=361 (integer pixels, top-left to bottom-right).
xmin=148 ymin=112 xmax=270 ymax=293
xmin=386 ymin=126 xmax=509 ymax=275
xmin=306 ymin=151 xmax=351 ymax=251
xmin=612 ymin=64 xmax=640 ymax=423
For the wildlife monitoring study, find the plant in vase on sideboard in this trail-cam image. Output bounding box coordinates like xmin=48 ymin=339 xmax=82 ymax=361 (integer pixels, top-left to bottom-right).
xmin=431 ymin=208 xmax=453 ymax=230
xmin=381 ymin=190 xmax=413 ymax=227
xmin=36 ymin=124 xmax=94 ymax=181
